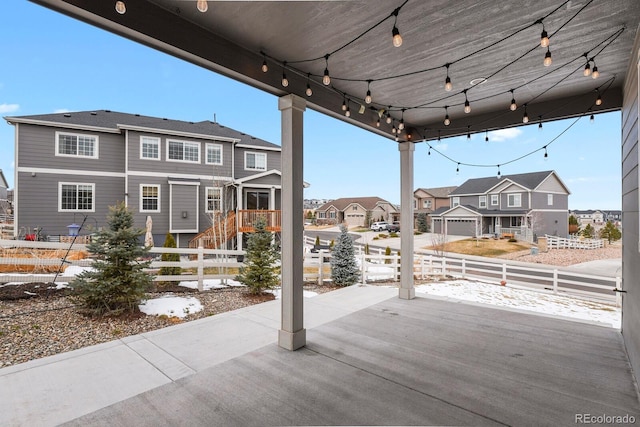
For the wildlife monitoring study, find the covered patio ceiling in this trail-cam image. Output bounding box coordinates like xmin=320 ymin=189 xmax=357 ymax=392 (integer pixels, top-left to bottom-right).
xmin=31 ymin=0 xmax=640 ymax=142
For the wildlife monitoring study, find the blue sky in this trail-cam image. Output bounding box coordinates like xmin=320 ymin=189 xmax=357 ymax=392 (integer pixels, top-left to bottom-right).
xmin=0 ymin=0 xmax=622 ymax=210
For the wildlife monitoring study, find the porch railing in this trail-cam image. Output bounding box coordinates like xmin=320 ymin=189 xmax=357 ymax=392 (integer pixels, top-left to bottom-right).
xmin=238 ymin=210 xmax=281 ymax=232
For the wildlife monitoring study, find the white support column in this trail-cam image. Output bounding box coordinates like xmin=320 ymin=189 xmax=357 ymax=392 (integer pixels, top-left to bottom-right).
xmin=278 ymin=94 xmax=306 ymax=350
xmin=398 ymin=142 xmax=415 ymax=300
xmin=236 ymin=184 xmax=243 ymax=251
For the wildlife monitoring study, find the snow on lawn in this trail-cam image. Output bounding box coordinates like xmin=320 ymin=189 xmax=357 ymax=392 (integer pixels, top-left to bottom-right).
xmin=139 ymin=296 xmax=203 ymax=318
xmin=414 ymin=279 xmax=621 ymax=328
xmin=267 ymin=288 xmax=318 ymax=300
xmin=0 ymin=265 xmax=94 ymax=288
xmin=178 ymin=278 xmax=245 ymax=290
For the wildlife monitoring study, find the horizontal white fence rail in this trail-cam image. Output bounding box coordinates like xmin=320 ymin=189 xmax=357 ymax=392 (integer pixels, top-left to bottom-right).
xmin=545 ymin=234 xmax=604 ymax=250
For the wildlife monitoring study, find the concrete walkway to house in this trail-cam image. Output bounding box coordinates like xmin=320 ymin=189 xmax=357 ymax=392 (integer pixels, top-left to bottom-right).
xmin=2 ymin=285 xmax=638 ymax=426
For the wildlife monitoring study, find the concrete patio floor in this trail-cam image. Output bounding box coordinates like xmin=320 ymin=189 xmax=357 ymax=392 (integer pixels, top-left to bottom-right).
xmin=2 ymin=285 xmax=639 ymax=426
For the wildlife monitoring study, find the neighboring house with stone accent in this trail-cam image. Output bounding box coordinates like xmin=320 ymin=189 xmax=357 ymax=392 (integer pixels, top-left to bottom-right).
xmin=315 ymin=197 xmax=398 ymax=227
xmin=5 ymin=110 xmax=287 ymax=248
xmin=413 ymin=186 xmax=457 ymax=224
xmin=431 ymin=170 xmax=570 ymax=240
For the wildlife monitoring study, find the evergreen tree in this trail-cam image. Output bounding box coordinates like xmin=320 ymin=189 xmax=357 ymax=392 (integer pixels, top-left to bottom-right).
xmin=235 ymin=217 xmax=280 ymax=294
xmin=330 ymin=225 xmax=360 ymax=287
xmin=71 ymin=202 xmax=152 ymax=316
xmin=159 ymin=232 xmax=181 ymax=284
xmin=384 ymin=246 xmax=392 ymax=264
xmin=364 ymin=211 xmax=372 ymax=228
xmin=581 ymin=223 xmax=595 ymax=239
xmin=599 ymin=221 xmax=621 ymax=243
xmin=315 ymin=235 xmax=320 ymax=246
xmin=416 ymin=213 xmax=429 ymax=233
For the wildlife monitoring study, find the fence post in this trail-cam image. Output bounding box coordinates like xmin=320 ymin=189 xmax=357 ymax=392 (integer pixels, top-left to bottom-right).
xmin=552 ymin=269 xmax=558 ymax=294
xmin=442 ymin=257 xmax=447 ymax=275
xmin=395 ymin=253 xmax=400 ymax=281
xmin=361 ymin=252 xmax=366 ymax=284
xmin=197 ymin=245 xmax=204 ymax=292
xmin=502 ymin=263 xmax=507 ymax=282
xmin=616 ymin=276 xmax=622 ymax=307
xmin=461 ymin=259 xmax=466 ymax=278
xmin=428 ymin=255 xmax=433 ymax=274
xmin=318 ymin=252 xmax=324 ymax=286
xmin=420 ymin=256 xmax=425 ymax=279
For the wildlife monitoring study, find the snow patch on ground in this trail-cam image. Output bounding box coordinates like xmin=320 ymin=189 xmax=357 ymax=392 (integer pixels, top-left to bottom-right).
xmin=139 ymin=296 xmax=203 ymax=318
xmin=414 ymin=279 xmax=620 ymax=328
xmin=267 ymin=288 xmax=318 ymax=300
xmin=178 ymin=278 xmax=245 ymax=290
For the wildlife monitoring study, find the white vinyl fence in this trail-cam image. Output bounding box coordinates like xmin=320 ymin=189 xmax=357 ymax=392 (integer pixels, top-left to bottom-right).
xmin=545 ymin=234 xmax=604 ymax=249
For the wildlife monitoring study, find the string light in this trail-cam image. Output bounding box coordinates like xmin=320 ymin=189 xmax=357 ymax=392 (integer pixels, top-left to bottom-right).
xmin=540 ymin=24 xmax=549 ymax=48
xmin=345 ymin=102 xmax=351 ymax=117
xmin=509 ymin=89 xmax=517 ymax=111
xmin=398 ymin=109 xmax=405 ymax=130
xmin=437 ymin=130 xmax=441 ymax=142
xmin=391 ymin=8 xmax=403 ymax=47
xmin=376 ymin=117 xmax=381 ymax=127
xmin=281 ymin=62 xmax=289 ymax=87
xmin=305 ymin=74 xmax=313 ymax=97
xmin=590 ymin=112 xmax=594 ymax=123
xmin=497 ymin=165 xmax=501 ymax=178
xmin=485 ymin=130 xmax=489 ymax=142
xmin=428 ymin=147 xmax=431 ymax=156
xmin=456 ymin=163 xmax=460 ymax=174
xmin=591 ymin=60 xmax=600 ymax=79
xmin=463 ymin=90 xmax=471 ymax=114
xmin=115 ymin=1 xmax=126 ymax=14
xmin=443 ymin=106 xmax=451 ymax=126
xmin=595 ymin=91 xmax=603 ymax=106
xmin=543 ymin=47 xmax=552 ymax=67
xmin=261 ymin=60 xmax=268 ymax=73
xmin=391 ymin=120 xmax=397 ymax=133
xmin=365 ymin=80 xmax=373 ymax=104
xmin=323 ymin=54 xmax=331 ymax=86
xmin=522 ymin=104 xmax=529 ymax=123
xmin=386 ymin=106 xmax=392 ymax=124
xmin=467 ymin=126 xmax=471 ymax=140
xmin=583 ymin=54 xmax=591 ymax=76
xmin=543 ymin=146 xmax=548 ymax=160
xmin=538 ymin=116 xmax=543 ymax=131
xmin=196 ymin=0 xmax=208 ymax=13
xmin=444 ymin=64 xmax=453 ymax=92
xmin=342 ymin=96 xmax=348 ymax=111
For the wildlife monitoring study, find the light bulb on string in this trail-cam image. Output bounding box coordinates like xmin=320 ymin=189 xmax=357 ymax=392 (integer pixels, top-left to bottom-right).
xmin=497 ymin=165 xmax=501 ymax=178
xmin=590 ymin=113 xmax=594 ymax=123
xmin=305 ymin=74 xmax=313 ymax=97
xmin=538 ymin=116 xmax=543 ymax=131
xmin=543 ymin=146 xmax=548 ymax=160
xmin=456 ymin=163 xmax=460 ymax=175
xmin=540 ymin=25 xmax=549 ymax=48
xmin=281 ymin=62 xmax=289 ymax=87
xmin=365 ymin=80 xmax=372 ymax=104
xmin=595 ymin=92 xmax=603 ymax=106
xmin=427 ymin=147 xmax=431 ymax=156
xmin=509 ymin=89 xmax=517 ymax=111
xmin=467 ymin=126 xmax=471 ymax=140
xmin=522 ymin=104 xmax=529 ymax=123
xmin=115 ymin=1 xmax=126 ymax=14
xmin=583 ymin=59 xmax=591 ymax=77
xmin=197 ymin=0 xmax=208 ymax=13
xmin=485 ymin=130 xmax=489 ymax=143
xmin=261 ymin=60 xmax=268 ymax=73
xmin=444 ymin=64 xmax=453 ymax=92
xmin=443 ymin=106 xmax=451 ymax=126
xmin=543 ymin=47 xmax=552 ymax=67
xmin=437 ymin=130 xmax=441 ymax=142
xmin=322 ymin=55 xmax=331 ymax=86
xmin=464 ymin=90 xmax=471 ymax=113
xmin=345 ymin=104 xmax=351 ymax=118
xmin=591 ymin=61 xmax=600 ymax=79
xmin=398 ymin=109 xmax=405 ymax=130
xmin=342 ymin=97 xmax=347 ymax=111
xmin=376 ymin=117 xmax=381 ymax=128
xmin=391 ymin=121 xmax=397 ymax=134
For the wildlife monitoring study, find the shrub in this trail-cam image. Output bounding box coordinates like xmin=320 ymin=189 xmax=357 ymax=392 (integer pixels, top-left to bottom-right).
xmin=384 ymin=246 xmax=391 ymax=264
xmin=70 ymin=202 xmax=152 ymax=317
xmin=159 ymin=232 xmax=181 ymax=284
xmin=416 ymin=213 xmax=429 ymax=233
xmin=508 ymin=238 xmax=517 ymax=243
xmin=315 ymin=235 xmax=320 ymax=246
xmin=388 ymin=232 xmax=399 ymax=238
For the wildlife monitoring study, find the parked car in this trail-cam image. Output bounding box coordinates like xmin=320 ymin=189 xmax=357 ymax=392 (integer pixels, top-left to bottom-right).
xmin=386 ymin=222 xmax=400 ymax=232
xmin=370 ymin=222 xmax=389 ymax=232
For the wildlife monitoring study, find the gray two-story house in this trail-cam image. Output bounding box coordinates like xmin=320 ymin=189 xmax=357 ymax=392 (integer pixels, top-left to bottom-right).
xmin=431 ymin=170 xmax=570 ymax=240
xmin=5 ymin=110 xmax=283 ymax=248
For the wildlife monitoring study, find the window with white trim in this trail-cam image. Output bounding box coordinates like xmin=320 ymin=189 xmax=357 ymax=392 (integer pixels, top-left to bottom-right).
xmin=59 ymin=183 xmax=94 ymax=212
xmin=452 ymin=197 xmax=460 ymax=207
xmin=423 ymin=200 xmax=432 ymax=208
xmin=491 ymin=194 xmax=499 ymax=206
xmin=140 ymin=185 xmax=160 ymax=212
xmin=547 ymin=194 xmax=553 ymax=205
xmin=206 ymin=187 xmax=222 ymax=212
xmin=318 ymin=212 xmax=326 ymax=219
xmin=479 ymin=196 xmax=487 ymax=208
xmin=56 ymin=132 xmax=98 ymax=158
xmin=206 ymin=143 xmax=223 ymax=165
xmin=167 ymin=140 xmax=200 ymax=163
xmin=140 ymin=136 xmax=160 ymax=160
xmin=329 ymin=211 xmax=336 ymax=219
xmin=507 ymin=193 xmax=522 ymax=207
xmin=245 ymin=152 xmax=267 ymax=171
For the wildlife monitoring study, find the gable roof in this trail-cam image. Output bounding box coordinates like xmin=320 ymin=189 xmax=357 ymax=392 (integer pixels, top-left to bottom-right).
xmin=4 ymin=110 xmax=280 ymax=150
xmin=316 ymin=197 xmax=393 ymax=212
xmin=451 ymin=170 xmax=560 ymax=195
xmin=415 ymin=186 xmax=457 ymax=198
xmin=0 ymin=170 xmax=8 ymax=189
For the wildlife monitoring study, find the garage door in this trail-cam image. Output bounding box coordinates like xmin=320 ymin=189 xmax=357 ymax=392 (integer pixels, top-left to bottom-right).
xmin=446 ymin=219 xmax=477 ymax=236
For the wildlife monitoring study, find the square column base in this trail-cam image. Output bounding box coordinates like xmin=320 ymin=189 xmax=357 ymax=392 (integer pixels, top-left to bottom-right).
xmin=278 ymin=328 xmax=306 ymax=351
xmin=398 ymin=288 xmax=415 ymax=300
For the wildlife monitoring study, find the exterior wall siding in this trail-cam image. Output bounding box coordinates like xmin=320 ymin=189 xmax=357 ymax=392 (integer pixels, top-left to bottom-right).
xmin=16 ymin=171 xmax=124 ymax=237
xmin=529 ymin=210 xmax=568 ymax=237
xmin=530 ymin=192 xmax=569 ymax=210
xmin=170 ymin=184 xmax=199 ymax=232
xmin=536 ymin=175 xmax=567 ymax=193
xmin=622 ymin=30 xmax=640 ymax=381
xmin=234 ymin=146 xmax=281 ymax=180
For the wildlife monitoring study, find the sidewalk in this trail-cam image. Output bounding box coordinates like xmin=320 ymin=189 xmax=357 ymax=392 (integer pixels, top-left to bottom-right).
xmin=0 ymin=285 xmax=398 ymax=427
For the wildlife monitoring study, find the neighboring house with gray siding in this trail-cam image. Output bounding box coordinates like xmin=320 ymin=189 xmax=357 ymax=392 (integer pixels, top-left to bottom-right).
xmin=5 ymin=110 xmax=284 ymax=248
xmin=431 ymin=170 xmax=570 ymax=240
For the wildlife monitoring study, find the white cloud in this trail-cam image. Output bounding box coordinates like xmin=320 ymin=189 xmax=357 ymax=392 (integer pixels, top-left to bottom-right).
xmin=488 ymin=128 xmax=522 ymax=142
xmin=434 ymin=143 xmax=448 ymax=151
xmin=53 ymin=108 xmax=70 ymax=114
xmin=0 ymin=103 xmax=19 ymax=113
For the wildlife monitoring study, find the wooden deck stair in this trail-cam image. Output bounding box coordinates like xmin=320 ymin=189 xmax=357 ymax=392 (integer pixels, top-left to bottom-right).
xmin=189 ymin=211 xmax=237 ymax=249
